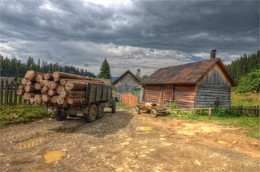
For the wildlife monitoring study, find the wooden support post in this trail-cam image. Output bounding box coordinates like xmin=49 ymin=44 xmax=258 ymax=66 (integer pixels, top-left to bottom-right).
xmin=208 ymin=108 xmax=212 ymax=119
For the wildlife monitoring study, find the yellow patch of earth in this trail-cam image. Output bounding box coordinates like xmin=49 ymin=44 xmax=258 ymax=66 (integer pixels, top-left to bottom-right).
xmin=44 ymin=150 xmax=66 ymax=163
xmin=13 ymin=137 xmax=44 ymax=150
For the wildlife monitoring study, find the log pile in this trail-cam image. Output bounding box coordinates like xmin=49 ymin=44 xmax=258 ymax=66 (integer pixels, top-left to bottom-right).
xmin=17 ymin=70 xmax=107 ymax=105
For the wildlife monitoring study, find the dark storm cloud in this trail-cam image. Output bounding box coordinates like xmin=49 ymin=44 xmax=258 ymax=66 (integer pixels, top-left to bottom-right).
xmin=0 ymin=0 xmax=259 ymax=75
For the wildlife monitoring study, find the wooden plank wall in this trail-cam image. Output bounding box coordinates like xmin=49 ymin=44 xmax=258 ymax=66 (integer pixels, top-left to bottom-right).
xmin=144 ymin=85 xmax=173 ymax=105
xmin=174 ymin=85 xmax=196 ymax=108
xmin=195 ymin=65 xmax=231 ymax=108
xmin=114 ymin=73 xmax=141 ymax=94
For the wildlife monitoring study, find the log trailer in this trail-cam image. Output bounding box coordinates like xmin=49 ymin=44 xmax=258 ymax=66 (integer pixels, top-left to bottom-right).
xmin=48 ymin=83 xmax=116 ymax=122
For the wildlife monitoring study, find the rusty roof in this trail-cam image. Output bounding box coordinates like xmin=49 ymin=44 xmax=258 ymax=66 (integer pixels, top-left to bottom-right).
xmin=142 ymin=58 xmax=236 ymax=86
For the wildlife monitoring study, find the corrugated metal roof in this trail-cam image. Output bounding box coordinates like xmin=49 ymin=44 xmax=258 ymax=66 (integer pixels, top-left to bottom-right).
xmin=142 ymin=58 xmax=236 ymax=86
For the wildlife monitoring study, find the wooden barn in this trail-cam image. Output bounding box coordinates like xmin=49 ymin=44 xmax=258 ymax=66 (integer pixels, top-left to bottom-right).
xmin=113 ymin=70 xmax=142 ymax=95
xmin=142 ymin=51 xmax=236 ymax=108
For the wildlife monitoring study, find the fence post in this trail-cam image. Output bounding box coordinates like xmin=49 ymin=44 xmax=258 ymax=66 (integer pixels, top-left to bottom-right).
xmin=208 ymin=108 xmax=212 ymax=119
xmin=5 ymin=80 xmax=9 ymax=105
xmin=9 ymin=81 xmax=14 ymax=105
xmin=14 ymin=82 xmax=18 ymax=105
xmin=0 ymin=80 xmax=4 ymax=105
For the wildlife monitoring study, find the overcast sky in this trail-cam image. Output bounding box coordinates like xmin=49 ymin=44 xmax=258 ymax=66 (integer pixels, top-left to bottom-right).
xmin=0 ymin=0 xmax=259 ymax=76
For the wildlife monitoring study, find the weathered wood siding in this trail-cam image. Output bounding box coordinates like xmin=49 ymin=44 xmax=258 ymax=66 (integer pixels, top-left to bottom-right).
xmin=114 ymin=73 xmax=141 ymax=94
xmin=195 ymin=64 xmax=231 ymax=108
xmin=174 ymin=85 xmax=196 ymax=108
xmin=144 ymin=85 xmax=173 ymax=105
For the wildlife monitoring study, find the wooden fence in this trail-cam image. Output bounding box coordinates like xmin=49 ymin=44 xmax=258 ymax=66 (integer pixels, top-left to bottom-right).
xmin=0 ymin=79 xmax=29 ymax=105
xmin=122 ymin=94 xmax=138 ymax=106
xmin=230 ymin=106 xmax=260 ymax=117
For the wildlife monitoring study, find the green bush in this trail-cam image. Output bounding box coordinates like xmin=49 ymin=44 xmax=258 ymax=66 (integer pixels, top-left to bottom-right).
xmin=169 ymin=101 xmax=179 ymax=110
xmin=236 ymin=69 xmax=260 ymax=93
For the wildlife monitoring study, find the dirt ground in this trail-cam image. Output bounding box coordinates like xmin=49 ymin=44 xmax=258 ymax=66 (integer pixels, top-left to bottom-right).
xmin=0 ymin=107 xmax=260 ymax=172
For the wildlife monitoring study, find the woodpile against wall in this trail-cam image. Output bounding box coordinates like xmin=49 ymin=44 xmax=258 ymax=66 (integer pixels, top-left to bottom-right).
xmin=17 ymin=70 xmax=107 ymax=106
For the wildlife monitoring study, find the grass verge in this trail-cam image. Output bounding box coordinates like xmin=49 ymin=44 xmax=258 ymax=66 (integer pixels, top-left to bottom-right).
xmin=0 ymin=104 xmax=54 ymax=127
xmin=116 ymin=101 xmax=133 ymax=107
xmin=231 ymin=92 xmax=260 ymax=106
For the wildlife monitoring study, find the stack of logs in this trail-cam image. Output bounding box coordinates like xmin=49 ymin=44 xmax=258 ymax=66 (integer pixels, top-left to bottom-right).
xmin=17 ymin=70 xmax=107 ymax=106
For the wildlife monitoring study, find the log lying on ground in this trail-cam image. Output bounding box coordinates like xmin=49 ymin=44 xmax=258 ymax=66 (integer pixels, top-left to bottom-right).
xmin=41 ymin=80 xmax=49 ymax=87
xmin=48 ymin=89 xmax=56 ymax=96
xmin=53 ymin=72 xmax=89 ymax=80
xmin=18 ymin=85 xmax=25 ymax=90
xmin=42 ymin=94 xmax=51 ymax=103
xmin=29 ymin=97 xmax=35 ymax=103
xmin=36 ymin=74 xmax=44 ymax=82
xmin=26 ymin=80 xmax=34 ymax=86
xmin=34 ymin=94 xmax=42 ymax=103
xmin=51 ymin=96 xmax=58 ymax=104
xmin=21 ymin=78 xmax=27 ymax=85
xmin=44 ymin=73 xmax=53 ymax=80
xmin=53 ymin=71 xmax=105 ymax=84
xmin=56 ymin=85 xmax=65 ymax=94
xmin=57 ymin=96 xmax=65 ymax=105
xmin=23 ymin=93 xmax=36 ymax=100
xmin=25 ymin=70 xmax=43 ymax=81
xmin=41 ymin=86 xmax=48 ymax=94
xmin=34 ymin=83 xmax=42 ymax=90
xmin=60 ymin=90 xmax=85 ymax=98
xmin=65 ymin=82 xmax=87 ymax=91
xmin=54 ymin=77 xmax=60 ymax=82
xmin=48 ymin=81 xmax=58 ymax=90
xmin=60 ymin=78 xmax=105 ymax=86
xmin=25 ymin=85 xmax=36 ymax=93
xmin=17 ymin=89 xmax=24 ymax=96
xmin=68 ymin=97 xmax=85 ymax=104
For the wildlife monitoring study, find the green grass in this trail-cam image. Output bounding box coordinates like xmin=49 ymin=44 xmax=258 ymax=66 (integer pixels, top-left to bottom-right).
xmin=231 ymin=92 xmax=260 ymax=106
xmin=116 ymin=101 xmax=133 ymax=107
xmin=0 ymin=104 xmax=54 ymax=127
xmin=166 ymin=109 xmax=260 ymax=139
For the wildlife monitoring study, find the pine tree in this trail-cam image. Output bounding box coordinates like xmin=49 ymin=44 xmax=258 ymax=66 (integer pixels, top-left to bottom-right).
xmin=136 ymin=68 xmax=141 ymax=80
xmin=99 ymin=58 xmax=111 ymax=79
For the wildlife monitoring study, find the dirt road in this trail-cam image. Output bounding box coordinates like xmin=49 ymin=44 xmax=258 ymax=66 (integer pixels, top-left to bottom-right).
xmin=0 ymin=107 xmax=260 ymax=172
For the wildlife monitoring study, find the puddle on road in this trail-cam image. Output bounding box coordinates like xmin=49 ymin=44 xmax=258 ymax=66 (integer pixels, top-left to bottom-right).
xmin=44 ymin=150 xmax=66 ymax=163
xmin=217 ymin=140 xmax=226 ymax=144
xmin=13 ymin=137 xmax=45 ymax=150
xmin=137 ymin=126 xmax=152 ymax=131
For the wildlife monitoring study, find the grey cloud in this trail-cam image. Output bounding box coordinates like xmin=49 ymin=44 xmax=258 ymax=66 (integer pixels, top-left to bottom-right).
xmin=0 ymin=0 xmax=258 ymax=75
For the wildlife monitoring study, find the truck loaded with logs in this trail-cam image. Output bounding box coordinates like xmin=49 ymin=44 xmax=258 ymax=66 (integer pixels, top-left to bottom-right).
xmin=17 ymin=70 xmax=116 ymax=122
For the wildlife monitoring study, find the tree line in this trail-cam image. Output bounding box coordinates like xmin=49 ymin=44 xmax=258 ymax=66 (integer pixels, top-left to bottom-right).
xmin=225 ymin=50 xmax=260 ymax=83
xmin=0 ymin=55 xmax=96 ymax=78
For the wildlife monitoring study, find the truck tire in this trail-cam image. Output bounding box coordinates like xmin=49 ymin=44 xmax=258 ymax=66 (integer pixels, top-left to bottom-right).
xmin=97 ymin=104 xmax=104 ymax=119
xmin=55 ymin=111 xmax=67 ymax=121
xmin=85 ymin=104 xmax=97 ymax=123
xmin=112 ymin=99 xmax=116 ymax=113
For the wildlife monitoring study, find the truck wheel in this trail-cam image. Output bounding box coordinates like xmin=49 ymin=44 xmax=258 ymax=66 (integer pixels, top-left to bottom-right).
xmin=85 ymin=104 xmax=97 ymax=123
xmin=55 ymin=111 xmax=67 ymax=121
xmin=97 ymin=104 xmax=104 ymax=119
xmin=112 ymin=99 xmax=116 ymax=113
xmin=151 ymin=110 xmax=157 ymax=118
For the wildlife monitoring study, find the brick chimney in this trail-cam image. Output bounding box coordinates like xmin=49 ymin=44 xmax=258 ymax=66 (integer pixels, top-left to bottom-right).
xmin=210 ymin=49 xmax=216 ymax=59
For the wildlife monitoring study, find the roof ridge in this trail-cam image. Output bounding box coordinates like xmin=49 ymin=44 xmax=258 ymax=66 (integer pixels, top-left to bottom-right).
xmin=160 ymin=58 xmax=220 ymax=70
